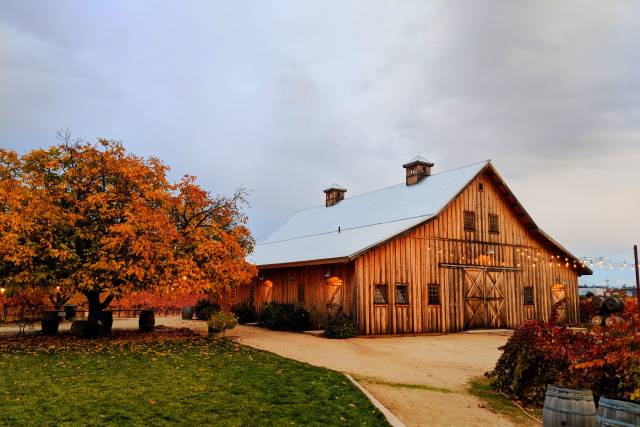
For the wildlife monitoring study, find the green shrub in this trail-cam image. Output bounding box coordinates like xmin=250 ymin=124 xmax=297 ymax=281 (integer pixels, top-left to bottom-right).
xmin=230 ymin=302 xmax=256 ymax=324
xmin=207 ymin=311 xmax=238 ymax=331
xmin=194 ymin=298 xmax=220 ymax=320
xmin=260 ymin=302 xmax=310 ymax=332
xmin=325 ymin=313 xmax=356 ymax=339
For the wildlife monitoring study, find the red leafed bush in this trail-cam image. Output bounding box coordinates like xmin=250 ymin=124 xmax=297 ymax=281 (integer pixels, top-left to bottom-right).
xmin=579 ymin=297 xmax=597 ymax=324
xmin=488 ymin=298 xmax=640 ymax=406
xmin=110 ymin=291 xmax=208 ymax=315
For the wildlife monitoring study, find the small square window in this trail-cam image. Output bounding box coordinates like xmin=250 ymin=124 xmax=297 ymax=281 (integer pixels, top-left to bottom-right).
xmin=524 ymin=287 xmax=534 ymax=305
xmin=395 ymin=284 xmax=409 ymax=305
xmin=249 ymin=286 xmax=255 ymax=305
xmin=374 ymin=284 xmax=388 ymax=304
xmin=489 ymin=214 xmax=499 ymax=234
xmin=428 ymin=284 xmax=440 ymax=305
xmin=464 ymin=211 xmax=476 ymax=231
xmin=478 ymin=182 xmax=484 ymax=191
xmin=297 ymin=284 xmax=305 ymax=304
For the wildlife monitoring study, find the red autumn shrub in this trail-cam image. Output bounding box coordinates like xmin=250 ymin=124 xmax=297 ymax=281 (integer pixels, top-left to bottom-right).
xmin=579 ymin=296 xmax=597 ymax=324
xmin=488 ymin=298 xmax=640 ymax=406
xmin=110 ymin=291 xmax=208 ymax=315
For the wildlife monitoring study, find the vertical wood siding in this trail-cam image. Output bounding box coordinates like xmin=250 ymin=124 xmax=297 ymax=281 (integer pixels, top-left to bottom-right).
xmin=236 ymin=170 xmax=584 ymax=334
xmin=235 ymin=264 xmax=354 ymax=329
xmin=353 ymin=171 xmax=582 ymax=334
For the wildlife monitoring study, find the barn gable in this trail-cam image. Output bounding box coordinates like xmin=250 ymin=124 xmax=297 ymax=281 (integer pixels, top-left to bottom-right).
xmin=252 ymin=159 xmax=590 ymax=276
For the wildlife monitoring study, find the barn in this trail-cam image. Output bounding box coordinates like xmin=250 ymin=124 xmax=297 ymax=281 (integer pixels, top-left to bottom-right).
xmin=238 ymin=157 xmax=592 ymax=335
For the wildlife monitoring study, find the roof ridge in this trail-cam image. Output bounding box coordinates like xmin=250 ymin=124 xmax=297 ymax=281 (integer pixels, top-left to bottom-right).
xmin=292 ymin=159 xmax=491 ymax=213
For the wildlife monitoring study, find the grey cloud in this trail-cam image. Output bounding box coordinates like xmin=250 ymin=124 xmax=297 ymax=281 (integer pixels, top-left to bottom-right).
xmin=0 ymin=1 xmax=638 ymax=286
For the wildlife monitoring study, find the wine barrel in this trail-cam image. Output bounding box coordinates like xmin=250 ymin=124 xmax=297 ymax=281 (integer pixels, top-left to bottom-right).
xmin=139 ymin=310 xmax=155 ymax=332
xmin=101 ymin=311 xmax=113 ymax=335
xmin=64 ymin=305 xmax=77 ymax=321
xmin=592 ymin=297 xmax=605 ymax=310
xmin=596 ymin=397 xmax=640 ymax=426
xmin=604 ymin=298 xmax=624 ymax=313
xmin=543 ymin=385 xmax=596 ymax=427
xmin=41 ymin=311 xmax=60 ymax=336
xmin=181 ymin=306 xmax=194 ymax=320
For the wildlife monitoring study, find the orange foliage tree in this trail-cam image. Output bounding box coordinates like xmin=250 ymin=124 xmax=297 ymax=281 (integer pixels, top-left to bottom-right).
xmin=0 ymin=137 xmax=256 ymax=324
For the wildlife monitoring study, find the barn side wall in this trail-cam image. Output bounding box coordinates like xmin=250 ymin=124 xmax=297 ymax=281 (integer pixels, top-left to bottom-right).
xmin=354 ymin=170 xmax=582 ymax=335
xmin=234 ymin=263 xmax=355 ymax=329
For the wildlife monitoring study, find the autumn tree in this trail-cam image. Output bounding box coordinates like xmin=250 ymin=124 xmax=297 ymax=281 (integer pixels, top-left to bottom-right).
xmin=171 ymin=176 xmax=256 ymax=294
xmin=0 ymin=136 xmax=256 ymax=328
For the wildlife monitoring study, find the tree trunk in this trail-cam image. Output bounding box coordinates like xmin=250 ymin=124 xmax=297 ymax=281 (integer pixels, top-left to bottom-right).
xmin=84 ymin=291 xmax=114 ymax=323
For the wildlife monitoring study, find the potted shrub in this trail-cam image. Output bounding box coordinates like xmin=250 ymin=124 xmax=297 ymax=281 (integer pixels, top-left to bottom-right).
xmin=207 ymin=311 xmax=238 ymax=338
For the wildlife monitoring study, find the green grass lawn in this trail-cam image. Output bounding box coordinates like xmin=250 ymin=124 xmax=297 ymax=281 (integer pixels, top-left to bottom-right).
xmin=0 ymin=336 xmax=387 ymax=426
xmin=468 ymin=377 xmax=542 ymax=426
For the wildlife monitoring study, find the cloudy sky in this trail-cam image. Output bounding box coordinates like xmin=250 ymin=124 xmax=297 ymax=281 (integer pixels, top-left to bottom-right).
xmin=1 ymin=1 xmax=639 ymax=286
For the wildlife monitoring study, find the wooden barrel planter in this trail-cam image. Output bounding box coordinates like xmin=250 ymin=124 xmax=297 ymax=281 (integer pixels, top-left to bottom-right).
xmin=592 ymin=297 xmax=605 ymax=310
xmin=181 ymin=306 xmax=194 ymax=320
xmin=138 ymin=310 xmax=155 ymax=332
xmin=41 ymin=311 xmax=60 ymax=336
xmin=604 ymin=298 xmax=624 ymax=313
xmin=596 ymin=397 xmax=640 ymax=426
xmin=101 ymin=311 xmax=113 ymax=335
xmin=543 ymin=385 xmax=596 ymax=427
xmin=64 ymin=305 xmax=77 ymax=321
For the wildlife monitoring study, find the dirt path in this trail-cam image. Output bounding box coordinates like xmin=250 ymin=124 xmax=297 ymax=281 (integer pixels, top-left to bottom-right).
xmin=227 ymin=325 xmax=515 ymax=426
xmin=0 ymin=317 xmax=516 ymax=426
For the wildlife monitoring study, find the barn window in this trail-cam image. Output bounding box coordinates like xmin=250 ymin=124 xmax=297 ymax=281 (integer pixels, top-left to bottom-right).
xmin=297 ymin=284 xmax=305 ymax=304
xmin=524 ymin=287 xmax=534 ymax=305
xmin=395 ymin=284 xmax=409 ymax=305
xmin=249 ymin=286 xmax=255 ymax=305
xmin=428 ymin=284 xmax=441 ymax=305
xmin=478 ymin=182 xmax=484 ymax=191
xmin=374 ymin=284 xmax=388 ymax=304
xmin=464 ymin=211 xmax=476 ymax=231
xmin=488 ymin=214 xmax=499 ymax=233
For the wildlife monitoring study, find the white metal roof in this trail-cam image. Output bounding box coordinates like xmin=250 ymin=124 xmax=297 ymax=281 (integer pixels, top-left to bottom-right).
xmin=250 ymin=160 xmax=489 ymax=266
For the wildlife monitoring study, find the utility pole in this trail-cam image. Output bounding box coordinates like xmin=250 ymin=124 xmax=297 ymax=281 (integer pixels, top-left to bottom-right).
xmin=635 ymin=245 xmax=640 ymax=313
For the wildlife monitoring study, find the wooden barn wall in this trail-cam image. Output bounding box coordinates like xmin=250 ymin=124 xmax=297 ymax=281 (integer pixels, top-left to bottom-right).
xmin=234 ymin=263 xmax=355 ymax=329
xmin=354 ymin=171 xmax=582 ymax=335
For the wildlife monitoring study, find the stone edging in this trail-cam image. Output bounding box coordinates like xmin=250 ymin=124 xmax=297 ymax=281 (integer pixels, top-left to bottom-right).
xmin=345 ymin=374 xmax=406 ymax=427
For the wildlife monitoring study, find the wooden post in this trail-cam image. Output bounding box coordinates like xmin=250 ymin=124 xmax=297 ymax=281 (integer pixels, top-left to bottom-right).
xmin=634 ymin=245 xmax=640 ymax=313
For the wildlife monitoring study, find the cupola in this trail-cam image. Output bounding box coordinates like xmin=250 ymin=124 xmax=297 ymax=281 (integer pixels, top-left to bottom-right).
xmin=402 ymin=156 xmax=434 ymax=186
xmin=324 ymin=184 xmax=347 ymax=207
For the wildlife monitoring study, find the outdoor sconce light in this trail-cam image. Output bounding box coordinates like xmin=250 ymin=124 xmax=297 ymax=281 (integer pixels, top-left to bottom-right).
xmin=0 ymin=288 xmax=5 ymax=294
xmin=259 ymin=276 xmax=265 ymax=282
xmin=323 ymin=269 xmax=332 ymax=279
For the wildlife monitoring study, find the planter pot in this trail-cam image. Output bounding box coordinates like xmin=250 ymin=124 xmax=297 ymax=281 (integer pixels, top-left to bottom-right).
xmin=139 ymin=310 xmax=155 ymax=332
xmin=208 ymin=327 xmax=225 ymax=338
xmin=64 ymin=305 xmax=77 ymax=321
xmin=181 ymin=306 xmax=194 ymax=320
xmin=41 ymin=311 xmax=60 ymax=336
